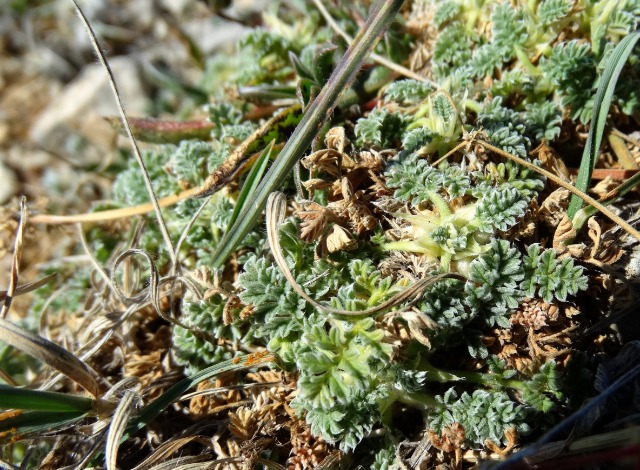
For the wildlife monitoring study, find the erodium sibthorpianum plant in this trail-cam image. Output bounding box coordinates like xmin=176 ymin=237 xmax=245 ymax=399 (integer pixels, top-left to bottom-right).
xmin=16 ymin=0 xmax=640 ymax=468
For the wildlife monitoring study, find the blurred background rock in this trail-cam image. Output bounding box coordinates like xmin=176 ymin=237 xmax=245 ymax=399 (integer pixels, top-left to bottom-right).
xmin=0 ymin=0 xmax=265 ymax=287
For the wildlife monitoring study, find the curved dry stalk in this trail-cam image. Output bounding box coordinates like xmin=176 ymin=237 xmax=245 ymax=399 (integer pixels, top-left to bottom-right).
xmin=171 ymin=195 xmax=212 ymax=277
xmin=71 ymin=0 xmax=176 ymax=267
xmin=1 ymin=197 xmax=27 ymax=319
xmin=310 ymin=0 xmax=438 ymax=88
xmin=77 ymin=223 xmax=115 ymax=292
xmin=266 ymin=191 xmax=463 ymax=316
xmin=109 ymin=250 xmax=195 ymax=333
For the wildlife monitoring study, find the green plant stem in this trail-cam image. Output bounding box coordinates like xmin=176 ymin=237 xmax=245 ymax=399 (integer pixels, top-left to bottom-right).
xmin=420 ymin=360 xmax=527 ymax=392
xmin=427 ymin=190 xmax=453 ymax=218
xmin=395 ymin=389 xmax=441 ymax=410
xmin=207 ymin=0 xmax=406 ymax=269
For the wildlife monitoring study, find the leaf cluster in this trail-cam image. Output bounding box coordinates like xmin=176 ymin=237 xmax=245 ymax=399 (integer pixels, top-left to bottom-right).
xmin=427 ymin=0 xmax=640 ymax=124
xmin=428 ymin=387 xmax=530 ymax=446
xmin=173 ymin=294 xmax=248 ymax=375
xmin=354 ymin=108 xmax=408 ymax=148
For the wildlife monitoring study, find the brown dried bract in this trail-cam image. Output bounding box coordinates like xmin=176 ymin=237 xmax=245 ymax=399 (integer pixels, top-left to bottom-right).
xmin=586 ymin=217 xmax=624 ymax=265
xmin=324 ymin=126 xmax=350 ymax=154
xmin=540 ymin=188 xmax=570 ymax=228
xmin=229 ymin=406 xmax=259 ymax=440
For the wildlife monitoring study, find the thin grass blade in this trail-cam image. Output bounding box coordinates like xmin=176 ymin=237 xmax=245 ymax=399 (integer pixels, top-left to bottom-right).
xmin=208 ymin=0 xmax=405 ymax=268
xmin=227 ymin=140 xmax=274 ymax=232
xmin=567 ymin=31 xmax=640 ymax=219
xmin=0 ymin=273 xmax=56 ymax=303
xmin=71 ymin=0 xmax=176 ymax=267
xmin=0 ymin=385 xmax=95 ymax=413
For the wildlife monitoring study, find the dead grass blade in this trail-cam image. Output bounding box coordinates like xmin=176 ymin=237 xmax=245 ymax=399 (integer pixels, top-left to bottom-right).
xmin=110 ymin=249 xmax=161 ymax=310
xmin=30 ymin=187 xmax=200 ymax=225
xmin=77 ymin=223 xmax=115 ymax=291
xmin=0 ymin=273 xmax=56 ymax=303
xmin=105 ymin=390 xmax=139 ymax=470
xmin=1 ymin=197 xmax=27 ymax=319
xmin=132 ymin=436 xmax=213 ymax=470
xmin=71 ymin=0 xmax=176 ymax=268
xmin=0 ymin=317 xmax=104 ymax=398
xmin=140 ymin=456 xmax=212 ymax=470
xmin=110 ymin=249 xmax=195 ymax=332
xmin=266 ymin=192 xmax=463 ymax=316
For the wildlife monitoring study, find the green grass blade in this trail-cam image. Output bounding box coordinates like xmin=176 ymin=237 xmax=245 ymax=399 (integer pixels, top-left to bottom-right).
xmin=208 ymin=0 xmax=405 ymax=269
xmin=567 ymin=31 xmax=640 ymax=219
xmin=0 ymin=385 xmax=95 ymax=413
xmin=226 ymin=140 xmax=274 ymax=233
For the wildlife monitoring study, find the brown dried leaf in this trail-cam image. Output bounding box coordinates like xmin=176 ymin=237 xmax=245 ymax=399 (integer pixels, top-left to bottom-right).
xmin=302 ymin=178 xmax=332 ymax=192
xmin=400 ymin=308 xmax=437 ymax=348
xmin=429 ymin=422 xmax=466 ymax=453
xmin=296 ymin=202 xmax=334 ymax=242
xmin=345 ymin=201 xmax=377 ymax=235
xmin=485 ymin=427 xmax=517 ymax=455
xmin=591 ymin=176 xmax=618 ymax=198
xmin=587 ymin=217 xmax=603 ymax=259
xmin=356 ymin=150 xmax=385 ymax=171
xmin=340 ymin=177 xmax=353 ymax=200
xmin=553 ymin=213 xmax=576 ymax=253
xmin=325 ymin=225 xmax=357 ymax=253
xmin=533 ymin=142 xmax=571 ymax=180
xmin=540 ymin=188 xmax=570 ymax=228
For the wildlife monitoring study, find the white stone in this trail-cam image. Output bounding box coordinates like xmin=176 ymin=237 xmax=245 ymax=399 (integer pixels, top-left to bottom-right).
xmin=30 ymin=56 xmax=150 ymax=161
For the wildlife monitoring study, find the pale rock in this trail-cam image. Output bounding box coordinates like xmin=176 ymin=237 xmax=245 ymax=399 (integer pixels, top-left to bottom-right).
xmin=0 ymin=159 xmax=18 ymax=204
xmin=183 ymin=18 xmax=248 ymax=54
xmin=29 ymin=56 xmax=150 ymax=163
